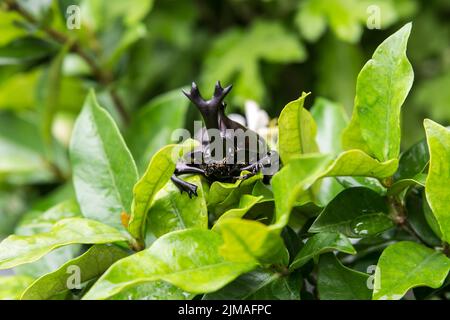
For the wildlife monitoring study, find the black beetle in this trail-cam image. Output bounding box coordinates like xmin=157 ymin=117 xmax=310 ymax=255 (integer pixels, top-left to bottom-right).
xmin=171 ymin=81 xmax=279 ymax=197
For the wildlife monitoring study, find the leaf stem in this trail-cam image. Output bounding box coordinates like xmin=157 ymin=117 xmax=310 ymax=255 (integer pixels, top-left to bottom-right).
xmin=4 ymin=0 xmax=130 ymax=124
xmin=387 ymin=194 xmax=432 ymax=246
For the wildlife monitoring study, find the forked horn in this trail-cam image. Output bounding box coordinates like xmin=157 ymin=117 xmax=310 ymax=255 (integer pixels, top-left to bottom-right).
xmin=182 ymin=81 xmax=233 ymax=130
xmin=182 ymin=82 xmax=207 ymax=109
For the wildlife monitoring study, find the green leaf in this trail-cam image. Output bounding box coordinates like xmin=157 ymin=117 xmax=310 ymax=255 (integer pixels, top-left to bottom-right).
xmin=278 ymin=92 xmax=317 ymax=164
xmin=296 ymin=0 xmax=410 ymax=44
xmin=70 ymin=91 xmax=138 ymax=231
xmin=21 ymin=244 xmax=128 ymax=300
xmin=318 ymin=253 xmax=371 ymax=300
xmin=290 ymin=232 xmax=356 ymax=270
xmin=325 ymin=150 xmax=398 ymax=178
xmin=82 ymin=229 xmax=256 ymax=300
xmin=15 ymin=199 xmax=81 ymax=235
xmin=388 ymin=138 xmax=429 ymax=195
xmin=214 ymin=195 xmax=263 ymax=226
xmin=295 ymin=0 xmax=362 ymax=43
xmin=14 ymin=246 xmax=82 ymax=280
xmin=0 ymin=275 xmax=34 ymax=300
xmin=0 ymin=218 xmax=127 ymax=270
xmin=204 ymin=268 xmax=302 ymax=300
xmin=271 ymin=154 xmax=333 ymax=231
xmin=423 ymin=195 xmax=443 ymax=240
xmin=314 ymin=177 xmax=344 ymax=208
xmin=0 ymin=69 xmax=38 ymax=111
xmin=342 ymin=23 xmax=414 ymax=162
xmin=82 ymin=0 xmax=154 ymax=30
xmin=126 ymin=89 xmax=190 ymax=173
xmin=373 ymin=241 xmax=450 ymax=300
xmin=0 ymin=187 xmax=28 ymax=237
xmin=128 ymin=141 xmax=197 ymax=242
xmin=108 ymin=281 xmax=195 ymax=300
xmin=37 ymin=43 xmax=70 ymax=149
xmin=394 ymin=139 xmax=429 ymax=182
xmin=203 ymin=269 xmax=275 ymax=300
xmin=208 ymin=174 xmax=261 ymax=217
xmin=336 ymin=176 xmax=386 ymax=194
xmin=0 ymin=37 xmax=56 ymax=66
xmin=424 ymin=119 xmax=450 ymax=242
xmin=103 ymin=23 xmax=147 ymax=70
xmin=406 ymin=192 xmax=441 ymax=247
xmin=310 ymin=187 xmax=393 ymax=237
xmin=10 ymin=199 xmax=82 ymax=279
xmin=247 ymin=271 xmax=302 ymax=300
xmin=0 ymin=11 xmax=27 ymax=46
xmin=272 ymin=149 xmax=397 ymax=231
xmin=294 ymin=1 xmax=327 ymax=42
xmin=12 ymin=200 xmax=82 ymax=278
xmin=310 ymin=98 xmax=349 ymax=205
xmin=147 ymin=175 xmax=207 ymax=239
xmin=0 ymin=113 xmax=56 ymax=184
xmin=215 ymin=218 xmax=288 ymax=266
xmin=387 ymin=173 xmax=426 ymax=196
xmin=311 ymin=97 xmax=349 ymax=155
xmin=202 ymin=20 xmax=306 ymax=104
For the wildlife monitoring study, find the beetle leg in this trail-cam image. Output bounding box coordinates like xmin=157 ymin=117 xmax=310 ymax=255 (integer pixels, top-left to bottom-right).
xmin=171 ymin=163 xmax=206 ymax=198
xmin=171 ymin=175 xmax=198 ymax=198
xmin=233 ymin=171 xmax=256 ymax=181
xmin=175 ymin=162 xmax=205 ymax=175
xmin=240 ymin=162 xmax=259 ymax=173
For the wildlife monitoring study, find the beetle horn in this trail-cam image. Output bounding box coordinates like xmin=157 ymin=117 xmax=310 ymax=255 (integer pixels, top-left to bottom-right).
xmin=182 ymin=82 xmax=207 ymax=108
xmin=213 ymin=81 xmax=232 ymax=103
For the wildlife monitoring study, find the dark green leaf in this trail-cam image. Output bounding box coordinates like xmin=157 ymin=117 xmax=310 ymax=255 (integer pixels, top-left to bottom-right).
xmin=290 ymin=232 xmax=356 ymax=270
xmin=394 ymin=139 xmax=429 ymax=181
xmin=318 ymin=253 xmax=371 ymax=300
xmin=204 ymin=269 xmax=301 ymax=300
xmin=310 ymin=187 xmax=393 ymax=237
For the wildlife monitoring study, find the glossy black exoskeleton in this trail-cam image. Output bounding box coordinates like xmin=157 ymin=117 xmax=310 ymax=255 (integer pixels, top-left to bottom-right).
xmin=171 ymin=81 xmax=279 ymax=197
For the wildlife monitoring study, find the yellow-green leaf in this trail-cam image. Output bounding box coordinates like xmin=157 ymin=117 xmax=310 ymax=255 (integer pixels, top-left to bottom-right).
xmin=424 ymin=119 xmax=450 ymax=242
xmin=373 ymin=241 xmax=450 ymax=300
xmin=278 ymin=92 xmax=317 ymax=163
xmin=128 ymin=141 xmax=197 ymax=241
xmin=0 ymin=218 xmax=127 ymax=270
xmin=342 ymin=23 xmax=414 ymax=161
xmin=83 ymin=229 xmax=256 ymax=300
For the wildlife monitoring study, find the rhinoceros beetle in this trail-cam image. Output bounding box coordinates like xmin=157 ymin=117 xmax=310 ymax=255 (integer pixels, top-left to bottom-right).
xmin=171 ymin=81 xmax=279 ymax=197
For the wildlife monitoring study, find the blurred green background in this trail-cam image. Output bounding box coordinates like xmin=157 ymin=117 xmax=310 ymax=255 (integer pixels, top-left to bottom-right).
xmin=0 ymin=0 xmax=449 ymax=241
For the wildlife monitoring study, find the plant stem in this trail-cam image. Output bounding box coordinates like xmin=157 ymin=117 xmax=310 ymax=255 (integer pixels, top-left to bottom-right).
xmin=443 ymin=243 xmax=450 ymax=258
xmin=387 ymin=195 xmax=406 ymax=225
xmin=387 ymin=194 xmax=432 ymax=246
xmin=4 ymin=0 xmax=130 ymax=123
